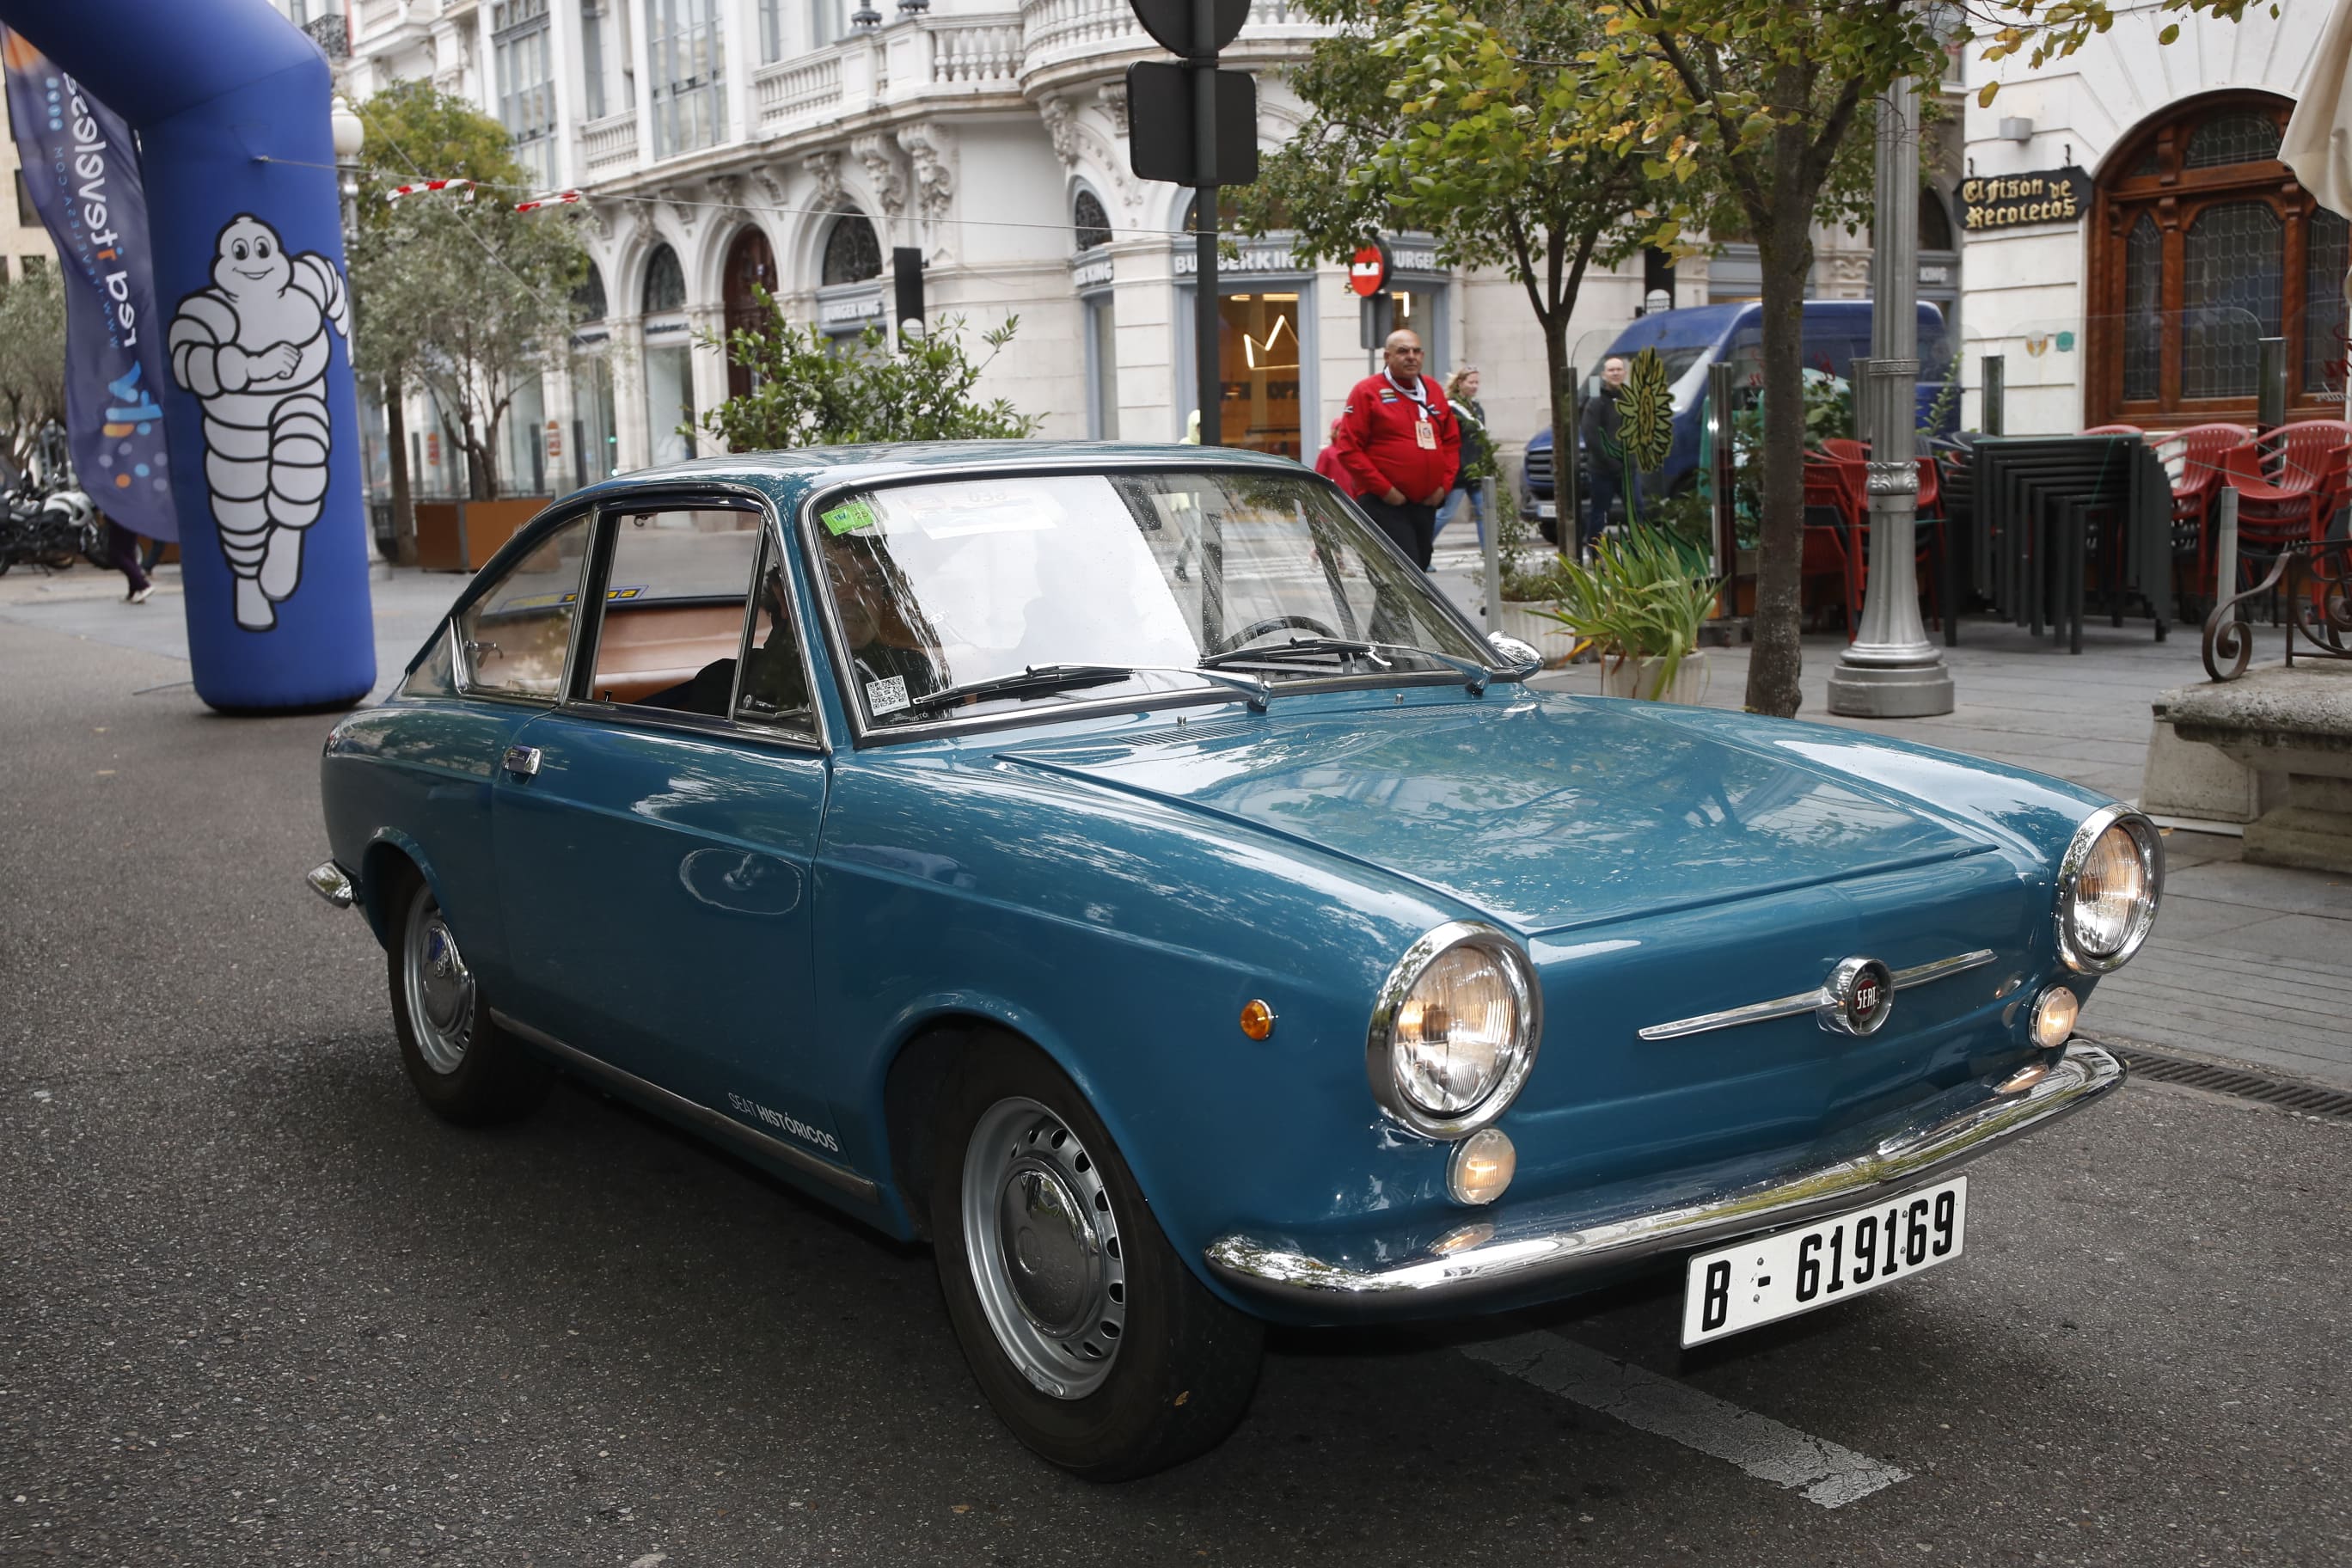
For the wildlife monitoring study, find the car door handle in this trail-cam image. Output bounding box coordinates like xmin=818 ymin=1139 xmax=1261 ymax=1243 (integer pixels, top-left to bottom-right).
xmin=502 ymin=744 xmax=542 ymax=779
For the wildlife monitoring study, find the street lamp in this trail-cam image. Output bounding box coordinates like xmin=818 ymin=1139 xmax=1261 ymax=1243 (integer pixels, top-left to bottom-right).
xmin=1825 ymin=70 xmax=1956 ymax=718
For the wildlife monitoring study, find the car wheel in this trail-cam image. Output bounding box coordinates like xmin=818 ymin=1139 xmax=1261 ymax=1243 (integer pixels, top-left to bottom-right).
xmin=929 ymin=1036 xmax=1264 ymax=1480
xmin=386 ymin=871 xmax=550 ymax=1125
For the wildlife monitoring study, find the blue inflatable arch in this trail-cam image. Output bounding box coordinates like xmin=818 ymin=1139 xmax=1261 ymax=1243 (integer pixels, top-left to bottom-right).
xmin=12 ymin=0 xmax=372 ymax=710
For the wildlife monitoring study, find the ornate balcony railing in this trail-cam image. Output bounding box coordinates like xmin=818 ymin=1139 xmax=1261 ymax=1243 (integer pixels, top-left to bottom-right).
xmin=578 ymin=111 xmax=640 ymax=174
xmin=756 ymin=54 xmax=846 ymax=126
xmin=1019 ymin=0 xmax=1317 ymax=82
xmin=932 ymin=21 xmax=1022 ymax=85
xmin=2203 ymin=538 xmax=2352 ymax=679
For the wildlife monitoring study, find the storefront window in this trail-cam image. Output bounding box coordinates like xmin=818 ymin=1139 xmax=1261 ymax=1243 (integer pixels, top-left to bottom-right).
xmin=2088 ymin=91 xmax=2341 ymax=421
xmin=645 ymin=341 xmax=695 ymax=466
xmin=1217 ymin=292 xmax=1302 ymax=456
xmin=572 ymin=356 xmax=618 ymax=487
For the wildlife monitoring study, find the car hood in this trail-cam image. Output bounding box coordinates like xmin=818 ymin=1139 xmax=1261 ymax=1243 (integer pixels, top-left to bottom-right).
xmin=996 ymin=693 xmax=1994 ymax=936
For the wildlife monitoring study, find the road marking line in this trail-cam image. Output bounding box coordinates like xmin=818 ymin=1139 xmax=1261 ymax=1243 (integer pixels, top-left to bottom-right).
xmin=1460 ymin=1332 xmax=1911 ymax=1509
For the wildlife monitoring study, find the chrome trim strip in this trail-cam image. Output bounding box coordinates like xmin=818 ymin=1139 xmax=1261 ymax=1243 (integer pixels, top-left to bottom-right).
xmin=1204 ymin=1041 xmax=2125 ymax=1316
xmin=304 ymin=860 xmax=355 ymax=910
xmin=488 ymin=1009 xmax=879 ymax=1203
xmin=1636 ymin=948 xmax=1997 ymax=1042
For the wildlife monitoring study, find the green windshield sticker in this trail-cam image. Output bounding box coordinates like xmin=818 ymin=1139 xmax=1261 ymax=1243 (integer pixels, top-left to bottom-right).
xmin=822 ymin=499 xmax=878 ymax=536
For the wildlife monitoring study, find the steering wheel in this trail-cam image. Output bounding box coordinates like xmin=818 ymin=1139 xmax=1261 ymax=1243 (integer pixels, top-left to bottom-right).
xmin=1207 ymin=615 xmax=1340 ymax=656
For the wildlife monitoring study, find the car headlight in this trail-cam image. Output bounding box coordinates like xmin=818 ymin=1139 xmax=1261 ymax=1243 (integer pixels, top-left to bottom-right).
xmin=2055 ymin=806 xmax=2164 ymax=974
xmin=1367 ymin=922 xmax=1540 ymax=1138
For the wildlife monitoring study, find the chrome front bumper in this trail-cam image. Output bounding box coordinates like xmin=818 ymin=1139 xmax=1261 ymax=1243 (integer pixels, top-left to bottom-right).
xmin=1204 ymin=1041 xmax=2125 ymax=1320
xmin=305 ymin=860 xmax=356 ymax=910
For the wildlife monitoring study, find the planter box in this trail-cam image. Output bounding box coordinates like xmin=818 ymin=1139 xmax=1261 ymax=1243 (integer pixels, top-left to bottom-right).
xmin=1491 ymin=598 xmax=1581 ymax=668
xmin=413 ymin=497 xmax=555 ymax=572
xmin=1599 ymin=649 xmax=1712 ymax=704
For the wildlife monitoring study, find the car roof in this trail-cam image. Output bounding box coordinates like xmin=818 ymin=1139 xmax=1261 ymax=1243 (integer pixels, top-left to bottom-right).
xmin=560 ymin=440 xmax=1316 ymax=505
xmin=1602 ymin=299 xmax=1947 ymax=358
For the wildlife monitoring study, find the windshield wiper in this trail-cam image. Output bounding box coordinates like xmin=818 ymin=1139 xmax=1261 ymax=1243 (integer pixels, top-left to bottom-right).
xmin=1200 ymin=637 xmax=1503 ymax=695
xmin=901 ymin=662 xmax=1272 ymax=715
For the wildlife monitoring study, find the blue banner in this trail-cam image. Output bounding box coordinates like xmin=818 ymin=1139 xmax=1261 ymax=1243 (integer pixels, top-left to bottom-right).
xmin=3 ymin=31 xmax=175 ymax=541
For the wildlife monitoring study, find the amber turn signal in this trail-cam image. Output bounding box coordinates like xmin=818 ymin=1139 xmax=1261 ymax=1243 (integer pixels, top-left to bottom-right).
xmin=1239 ymin=999 xmax=1277 ymax=1041
xmin=2030 ymin=985 xmax=2079 ymax=1050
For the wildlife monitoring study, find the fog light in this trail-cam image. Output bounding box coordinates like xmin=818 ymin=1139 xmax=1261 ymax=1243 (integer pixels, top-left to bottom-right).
xmin=2031 ymin=985 xmax=2079 ymax=1049
xmin=1448 ymin=1127 xmax=1516 ymax=1206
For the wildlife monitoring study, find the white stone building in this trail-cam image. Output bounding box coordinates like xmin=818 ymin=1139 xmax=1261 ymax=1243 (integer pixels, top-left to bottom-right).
xmin=1960 ymin=0 xmax=2347 ymax=433
xmin=324 ymin=0 xmax=1754 ymax=498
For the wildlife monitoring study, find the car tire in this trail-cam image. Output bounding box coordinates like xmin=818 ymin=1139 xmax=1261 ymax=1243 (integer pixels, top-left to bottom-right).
xmin=385 ymin=870 xmax=550 ymax=1126
xmin=928 ymin=1034 xmax=1264 ymax=1480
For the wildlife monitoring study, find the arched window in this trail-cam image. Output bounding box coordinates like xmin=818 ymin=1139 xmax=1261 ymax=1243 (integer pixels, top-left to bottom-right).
xmin=821 ymin=213 xmax=881 ymax=285
xmin=573 ymin=260 xmax=608 ymax=322
xmin=721 ymin=226 xmax=776 ymax=399
xmin=1075 ymin=189 xmax=1111 ymax=251
xmin=2087 ymin=91 xmax=2343 ymax=425
xmin=642 ymin=243 xmax=687 ymax=314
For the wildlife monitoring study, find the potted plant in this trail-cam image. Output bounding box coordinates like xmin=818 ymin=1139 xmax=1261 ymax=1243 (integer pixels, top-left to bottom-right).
xmin=1529 ymin=526 xmax=1721 ymax=702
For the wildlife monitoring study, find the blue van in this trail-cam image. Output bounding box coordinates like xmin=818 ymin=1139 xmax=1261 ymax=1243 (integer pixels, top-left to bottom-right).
xmin=1522 ymin=299 xmax=1956 ymax=537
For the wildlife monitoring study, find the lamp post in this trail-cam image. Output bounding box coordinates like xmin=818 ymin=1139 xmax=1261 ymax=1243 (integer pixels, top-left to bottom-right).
xmin=1826 ymin=71 xmax=1956 ymax=718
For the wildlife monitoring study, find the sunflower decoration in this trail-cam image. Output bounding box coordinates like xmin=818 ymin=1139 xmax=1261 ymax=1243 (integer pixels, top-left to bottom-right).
xmin=1615 ymin=347 xmax=1676 ymax=476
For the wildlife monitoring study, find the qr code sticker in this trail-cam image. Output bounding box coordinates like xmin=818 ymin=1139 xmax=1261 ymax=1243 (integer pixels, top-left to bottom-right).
xmin=866 ymin=675 xmax=910 ymax=715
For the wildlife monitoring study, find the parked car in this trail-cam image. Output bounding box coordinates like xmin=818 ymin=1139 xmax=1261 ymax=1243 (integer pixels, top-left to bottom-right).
xmin=1523 ymin=299 xmax=1957 ymax=538
xmin=309 ymin=443 xmax=2151 ymax=1479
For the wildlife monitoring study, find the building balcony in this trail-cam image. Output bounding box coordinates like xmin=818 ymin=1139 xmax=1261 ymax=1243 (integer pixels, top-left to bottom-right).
xmin=579 ymin=110 xmax=640 ymax=175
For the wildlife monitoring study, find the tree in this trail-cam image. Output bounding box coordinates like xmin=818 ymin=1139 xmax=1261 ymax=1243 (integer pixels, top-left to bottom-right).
xmin=352 ymin=197 xmax=586 ymax=500
xmin=1391 ymin=0 xmax=2204 ymax=715
xmin=346 ymin=83 xmax=581 ymax=527
xmin=1239 ymin=0 xmax=1702 ymax=552
xmin=0 ymin=265 xmax=65 ymax=474
xmin=695 ymin=298 xmax=1040 ymax=450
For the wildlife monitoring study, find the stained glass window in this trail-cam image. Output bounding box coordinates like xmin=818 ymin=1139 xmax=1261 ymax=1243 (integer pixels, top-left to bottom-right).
xmin=1075 ymin=190 xmax=1112 ymax=252
xmin=2122 ymin=216 xmax=2162 ymax=403
xmin=2180 ymin=202 xmax=2282 ymax=399
xmin=2184 ymin=113 xmax=2281 ymax=169
xmin=2305 ymin=208 xmax=2350 ymax=395
xmin=642 ymin=245 xmax=686 ymax=315
xmin=823 ymin=214 xmax=882 ymax=285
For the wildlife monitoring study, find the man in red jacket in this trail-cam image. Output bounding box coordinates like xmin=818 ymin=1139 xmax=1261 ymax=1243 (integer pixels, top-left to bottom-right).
xmin=1328 ymin=328 xmax=1461 ymax=568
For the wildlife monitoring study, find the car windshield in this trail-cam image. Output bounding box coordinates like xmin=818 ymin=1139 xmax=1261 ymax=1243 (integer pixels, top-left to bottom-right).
xmin=811 ymin=469 xmax=1498 ymax=727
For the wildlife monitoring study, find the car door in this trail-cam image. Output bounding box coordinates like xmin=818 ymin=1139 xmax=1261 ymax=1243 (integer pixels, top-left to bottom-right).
xmin=407 ymin=506 xmax=598 ymax=995
xmin=489 ymin=498 xmax=845 ymax=1158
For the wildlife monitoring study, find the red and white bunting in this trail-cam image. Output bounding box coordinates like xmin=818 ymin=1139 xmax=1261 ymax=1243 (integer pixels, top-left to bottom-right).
xmin=513 ymin=191 xmax=583 ymax=213
xmin=385 ymin=178 xmax=474 ymax=203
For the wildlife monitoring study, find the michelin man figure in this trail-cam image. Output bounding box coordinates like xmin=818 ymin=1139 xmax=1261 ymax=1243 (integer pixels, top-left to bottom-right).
xmin=168 ymin=214 xmax=350 ymax=632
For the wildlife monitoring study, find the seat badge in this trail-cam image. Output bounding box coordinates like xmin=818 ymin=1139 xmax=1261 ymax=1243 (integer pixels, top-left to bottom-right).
xmin=1819 ymin=956 xmax=1895 ymax=1037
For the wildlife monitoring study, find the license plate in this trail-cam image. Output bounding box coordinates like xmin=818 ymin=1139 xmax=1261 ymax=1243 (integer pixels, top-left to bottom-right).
xmin=1535 ymin=502 xmax=1558 ymax=518
xmin=1681 ymin=1176 xmax=1969 ymax=1347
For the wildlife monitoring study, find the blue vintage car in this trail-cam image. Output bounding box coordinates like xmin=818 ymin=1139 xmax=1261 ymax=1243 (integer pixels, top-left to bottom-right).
xmin=309 ymin=444 xmax=2157 ymax=1479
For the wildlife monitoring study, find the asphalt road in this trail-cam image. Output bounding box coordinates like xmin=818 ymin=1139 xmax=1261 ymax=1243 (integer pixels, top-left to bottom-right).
xmin=3 ymin=619 xmax=2348 ymax=1567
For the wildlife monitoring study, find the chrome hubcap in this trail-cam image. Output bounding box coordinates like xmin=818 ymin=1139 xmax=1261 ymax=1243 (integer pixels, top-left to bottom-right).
xmin=402 ymin=892 xmax=474 ymax=1075
xmin=961 ymin=1098 xmax=1127 ymax=1400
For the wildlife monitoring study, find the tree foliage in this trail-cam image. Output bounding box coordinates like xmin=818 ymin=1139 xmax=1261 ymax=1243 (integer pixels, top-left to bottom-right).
xmin=1241 ymin=0 xmax=1701 ymax=553
xmin=346 ymin=83 xmax=586 ymax=499
xmin=0 ymin=264 xmax=66 ymax=474
xmin=695 ymin=297 xmax=1041 ymax=450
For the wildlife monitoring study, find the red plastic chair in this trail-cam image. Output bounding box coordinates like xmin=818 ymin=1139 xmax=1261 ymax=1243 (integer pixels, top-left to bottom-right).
xmin=2220 ymin=421 xmax=2349 ymax=563
xmin=1801 ymin=456 xmax=1867 ymax=637
xmin=1818 ymin=438 xmax=1870 ymax=466
xmin=2080 ymin=424 xmax=2144 ymax=436
xmin=2149 ymin=422 xmax=2252 ymax=591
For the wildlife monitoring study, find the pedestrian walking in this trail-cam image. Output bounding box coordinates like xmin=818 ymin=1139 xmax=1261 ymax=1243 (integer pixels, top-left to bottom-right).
xmin=1312 ymin=416 xmax=1348 ymax=484
xmin=1435 ymin=366 xmax=1492 ymax=547
xmin=1328 ymin=329 xmax=1461 ymax=570
xmin=101 ymin=512 xmax=153 ymax=603
xmin=1578 ymin=354 xmax=1632 ymax=554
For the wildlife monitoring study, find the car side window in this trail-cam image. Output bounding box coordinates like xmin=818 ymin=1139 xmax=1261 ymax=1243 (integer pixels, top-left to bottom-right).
xmin=456 ymin=512 xmax=593 ymax=700
xmin=731 ymin=536 xmax=818 ymax=738
xmin=583 ymin=507 xmax=813 ymax=739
